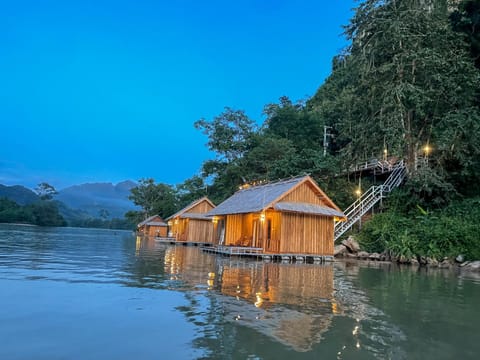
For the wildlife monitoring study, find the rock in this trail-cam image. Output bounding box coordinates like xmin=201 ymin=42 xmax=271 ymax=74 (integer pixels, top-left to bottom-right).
xmin=427 ymin=257 xmax=438 ymax=266
xmin=438 ymin=259 xmax=452 ymax=268
xmin=334 ymin=244 xmax=348 ymax=257
xmin=460 ymin=261 xmax=470 ymax=267
xmin=455 ymin=254 xmax=465 ymax=263
xmin=411 ymin=257 xmax=419 ymax=265
xmin=357 ymin=251 xmax=370 ymax=259
xmin=341 ymin=236 xmax=361 ymax=253
xmin=369 ymin=252 xmax=381 ymax=261
xmin=419 ymin=256 xmax=427 ymax=265
xmin=346 ymin=253 xmax=358 ymax=259
xmin=463 ymin=260 xmax=480 ymax=272
xmin=398 ymin=255 xmax=409 ymax=264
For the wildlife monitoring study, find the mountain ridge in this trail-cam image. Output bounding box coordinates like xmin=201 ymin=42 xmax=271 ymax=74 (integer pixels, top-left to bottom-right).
xmin=0 ymin=180 xmax=138 ymax=219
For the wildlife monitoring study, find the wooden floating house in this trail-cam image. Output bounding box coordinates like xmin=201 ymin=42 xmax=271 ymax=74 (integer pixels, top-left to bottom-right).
xmin=206 ymin=175 xmax=346 ymax=257
xmin=166 ymin=197 xmax=216 ymax=244
xmin=137 ymin=214 xmax=168 ymax=237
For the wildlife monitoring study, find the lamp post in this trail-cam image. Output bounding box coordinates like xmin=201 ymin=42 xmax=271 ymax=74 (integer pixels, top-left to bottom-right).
xmin=355 ymin=187 xmax=362 ymax=230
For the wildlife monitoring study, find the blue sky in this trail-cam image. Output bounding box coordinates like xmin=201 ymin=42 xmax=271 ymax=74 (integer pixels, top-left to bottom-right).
xmin=0 ymin=0 xmax=354 ymax=190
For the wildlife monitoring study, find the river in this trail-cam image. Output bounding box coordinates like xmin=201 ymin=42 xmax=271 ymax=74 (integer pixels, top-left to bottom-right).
xmin=0 ymin=224 xmax=478 ymax=359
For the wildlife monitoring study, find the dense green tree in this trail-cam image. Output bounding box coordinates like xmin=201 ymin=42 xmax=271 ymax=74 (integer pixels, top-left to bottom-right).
xmin=35 ymin=182 xmax=58 ymax=200
xmin=451 ymin=0 xmax=480 ymax=69
xmin=27 ymin=201 xmax=67 ymax=226
xmin=264 ymin=96 xmax=323 ymax=152
xmin=176 ymin=175 xmax=208 ymax=208
xmin=193 ymin=108 xmax=258 ymax=202
xmin=128 ymin=178 xmax=177 ymax=219
xmin=194 ymin=107 xmax=257 ymax=162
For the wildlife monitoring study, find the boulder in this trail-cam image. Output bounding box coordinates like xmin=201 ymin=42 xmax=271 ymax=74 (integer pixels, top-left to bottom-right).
xmin=357 ymin=251 xmax=370 ymax=259
xmin=419 ymin=256 xmax=428 ymax=265
xmin=334 ymin=244 xmax=348 ymax=257
xmin=427 ymin=257 xmax=438 ymax=267
xmin=438 ymin=259 xmax=452 ymax=268
xmin=411 ymin=257 xmax=419 ymax=265
xmin=455 ymin=254 xmax=465 ymax=263
xmin=346 ymin=253 xmax=358 ymax=259
xmin=463 ymin=261 xmax=480 ymax=272
xmin=341 ymin=236 xmax=361 ymax=253
xmin=398 ymin=255 xmax=409 ymax=264
xmin=369 ymin=252 xmax=381 ymax=261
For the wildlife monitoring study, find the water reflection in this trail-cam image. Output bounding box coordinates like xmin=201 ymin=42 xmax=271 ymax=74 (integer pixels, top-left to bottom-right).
xmin=135 ymin=240 xmax=397 ymax=356
xmin=1 ymin=226 xmax=479 ymax=359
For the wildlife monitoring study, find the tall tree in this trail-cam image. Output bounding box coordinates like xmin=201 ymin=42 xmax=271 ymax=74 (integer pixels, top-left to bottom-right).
xmin=176 ymin=175 xmax=208 ymax=208
xmin=339 ymin=0 xmax=480 ymax=173
xmin=194 ymin=107 xmax=257 ymax=162
xmin=35 ymin=182 xmax=58 ymax=200
xmin=128 ymin=178 xmax=177 ymax=219
xmin=451 ymin=0 xmax=480 ymax=69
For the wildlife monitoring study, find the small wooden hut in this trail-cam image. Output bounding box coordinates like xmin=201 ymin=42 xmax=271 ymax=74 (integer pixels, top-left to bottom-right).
xmin=207 ymin=176 xmax=345 ymax=256
xmin=137 ymin=215 xmax=168 ymax=237
xmin=166 ymin=197 xmax=215 ymax=243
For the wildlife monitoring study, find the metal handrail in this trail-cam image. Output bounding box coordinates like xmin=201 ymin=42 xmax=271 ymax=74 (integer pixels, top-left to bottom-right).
xmin=334 ymin=160 xmax=406 ymax=240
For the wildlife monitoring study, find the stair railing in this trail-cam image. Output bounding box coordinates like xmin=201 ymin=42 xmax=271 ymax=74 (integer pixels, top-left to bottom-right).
xmin=334 ymin=160 xmax=406 ymax=241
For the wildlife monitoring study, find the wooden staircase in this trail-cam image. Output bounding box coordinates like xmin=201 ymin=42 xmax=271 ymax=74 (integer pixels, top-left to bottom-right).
xmin=334 ymin=160 xmax=406 ymax=241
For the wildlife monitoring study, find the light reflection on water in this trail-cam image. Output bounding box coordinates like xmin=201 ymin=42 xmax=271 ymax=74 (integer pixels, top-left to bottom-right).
xmin=0 ymin=224 xmax=479 ymax=359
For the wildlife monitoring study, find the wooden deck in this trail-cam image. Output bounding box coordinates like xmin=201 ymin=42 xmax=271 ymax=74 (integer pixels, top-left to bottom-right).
xmin=152 ymin=236 xmax=214 ymax=247
xmin=202 ymin=245 xmax=334 ymax=264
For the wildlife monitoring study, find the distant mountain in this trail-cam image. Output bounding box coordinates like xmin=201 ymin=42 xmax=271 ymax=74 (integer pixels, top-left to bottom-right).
xmin=55 ymin=180 xmax=138 ymax=218
xmin=0 ymin=184 xmax=39 ymax=205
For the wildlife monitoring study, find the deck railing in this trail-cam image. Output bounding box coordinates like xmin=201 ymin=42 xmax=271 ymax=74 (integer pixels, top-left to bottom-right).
xmin=216 ymin=245 xmax=264 ymax=255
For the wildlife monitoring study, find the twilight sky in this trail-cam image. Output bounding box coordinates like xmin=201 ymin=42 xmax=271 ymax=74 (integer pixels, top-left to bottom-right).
xmin=1 ymin=0 xmax=354 ymax=190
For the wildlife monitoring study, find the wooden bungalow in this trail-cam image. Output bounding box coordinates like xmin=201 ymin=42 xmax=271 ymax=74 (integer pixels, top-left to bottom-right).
xmin=166 ymin=197 xmax=215 ymax=243
xmin=207 ymin=176 xmax=346 ymax=256
xmin=137 ymin=215 xmax=168 ymax=237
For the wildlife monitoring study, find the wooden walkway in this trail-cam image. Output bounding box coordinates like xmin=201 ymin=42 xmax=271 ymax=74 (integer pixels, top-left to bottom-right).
xmin=202 ymin=245 xmax=334 ymax=264
xmin=144 ymin=236 xmax=333 ymax=264
xmin=152 ymin=236 xmax=214 ymax=247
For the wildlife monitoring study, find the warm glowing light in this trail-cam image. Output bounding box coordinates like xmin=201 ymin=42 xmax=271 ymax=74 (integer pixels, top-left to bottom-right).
xmin=423 ymin=144 xmax=432 ymax=155
xmin=208 ymin=272 xmax=215 ymax=279
xmin=383 ymin=148 xmax=388 ymax=154
xmin=174 ymin=219 xmax=178 ymax=225
xmin=352 ymin=325 xmax=359 ymax=335
xmin=167 ymin=221 xmax=172 ymax=226
xmin=355 ymin=188 xmax=362 ymax=197
xmin=254 ymin=292 xmax=263 ymax=308
xmin=260 ymin=213 xmax=266 ymax=222
xmin=331 ymin=301 xmax=339 ymax=314
xmin=356 ymin=342 xmax=361 ymax=349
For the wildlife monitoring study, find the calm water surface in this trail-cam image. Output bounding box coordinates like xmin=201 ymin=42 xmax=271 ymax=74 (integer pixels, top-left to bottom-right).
xmin=0 ymin=224 xmax=479 ymax=359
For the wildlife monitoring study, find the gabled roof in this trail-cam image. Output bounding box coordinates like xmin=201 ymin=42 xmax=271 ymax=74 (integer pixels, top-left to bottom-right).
xmin=137 ymin=215 xmax=167 ymax=228
xmin=179 ymin=213 xmax=212 ymax=220
xmin=274 ymin=202 xmax=345 ymax=218
xmin=166 ymin=196 xmax=215 ymax=221
xmin=207 ymin=176 xmax=344 ymax=217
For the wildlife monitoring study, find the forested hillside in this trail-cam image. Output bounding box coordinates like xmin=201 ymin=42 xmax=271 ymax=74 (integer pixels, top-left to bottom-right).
xmin=129 ymin=0 xmax=480 ymax=260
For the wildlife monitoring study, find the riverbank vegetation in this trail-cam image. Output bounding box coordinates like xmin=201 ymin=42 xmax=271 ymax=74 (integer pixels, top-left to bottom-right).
xmin=129 ymin=0 xmax=480 ymax=261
